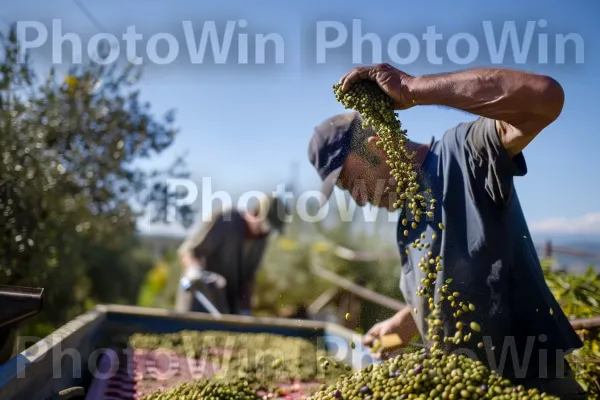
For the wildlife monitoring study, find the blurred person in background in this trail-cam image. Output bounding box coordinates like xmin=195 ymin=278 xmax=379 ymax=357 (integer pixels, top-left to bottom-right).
xmin=176 ymin=194 xmax=289 ymax=316
xmin=308 ymin=64 xmax=586 ymax=398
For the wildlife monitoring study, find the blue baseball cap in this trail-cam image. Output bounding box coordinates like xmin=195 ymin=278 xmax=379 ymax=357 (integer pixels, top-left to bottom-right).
xmin=308 ymin=112 xmax=370 ymax=206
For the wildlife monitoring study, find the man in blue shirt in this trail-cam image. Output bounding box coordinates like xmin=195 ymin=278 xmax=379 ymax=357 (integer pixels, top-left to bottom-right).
xmin=308 ymin=63 xmax=586 ymax=398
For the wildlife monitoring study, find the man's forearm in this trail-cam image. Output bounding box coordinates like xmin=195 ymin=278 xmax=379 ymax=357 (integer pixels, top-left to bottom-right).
xmin=406 ymin=68 xmax=564 ymax=135
xmin=179 ymin=251 xmax=202 ymax=271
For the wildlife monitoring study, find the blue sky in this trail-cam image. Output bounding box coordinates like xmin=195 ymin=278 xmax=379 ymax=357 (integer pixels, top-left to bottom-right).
xmin=2 ymin=0 xmax=599 ymax=240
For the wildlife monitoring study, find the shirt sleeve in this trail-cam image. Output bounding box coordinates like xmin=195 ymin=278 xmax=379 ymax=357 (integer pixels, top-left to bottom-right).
xmin=178 ymin=211 xmax=229 ymax=262
xmin=465 ymin=117 xmax=528 ymax=205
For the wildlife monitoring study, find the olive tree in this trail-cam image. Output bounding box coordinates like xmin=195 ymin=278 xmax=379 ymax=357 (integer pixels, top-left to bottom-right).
xmin=0 ymin=26 xmax=192 ymax=332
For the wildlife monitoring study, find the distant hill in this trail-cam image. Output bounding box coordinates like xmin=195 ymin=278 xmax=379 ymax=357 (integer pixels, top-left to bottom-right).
xmin=531 ymin=234 xmax=600 ymax=273
xmin=136 ymin=226 xmax=600 ymax=274
xmin=549 ymin=242 xmax=600 ymax=273
xmin=532 ymin=233 xmax=600 ymax=245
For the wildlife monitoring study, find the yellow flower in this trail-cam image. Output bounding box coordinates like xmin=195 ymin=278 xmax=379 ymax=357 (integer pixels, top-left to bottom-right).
xmin=312 ymin=241 xmax=329 ymax=253
xmin=278 ymin=238 xmax=297 ymax=251
xmin=148 ymin=262 xmax=168 ymax=290
xmin=65 ymin=75 xmax=78 ymax=88
xmin=555 ymin=291 xmax=562 ymax=300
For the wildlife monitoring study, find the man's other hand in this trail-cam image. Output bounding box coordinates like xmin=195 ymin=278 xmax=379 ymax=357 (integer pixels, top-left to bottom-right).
xmin=362 ymin=308 xmax=419 ymax=360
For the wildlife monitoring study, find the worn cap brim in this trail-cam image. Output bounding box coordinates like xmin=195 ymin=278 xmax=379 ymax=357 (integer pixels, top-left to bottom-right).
xmin=318 ymin=166 xmax=343 ymax=207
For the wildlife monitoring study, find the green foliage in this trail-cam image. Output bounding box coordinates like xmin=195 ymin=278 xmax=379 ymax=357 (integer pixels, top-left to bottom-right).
xmin=254 ymin=236 xmax=325 ymax=316
xmin=542 ymin=259 xmax=600 ymax=395
xmin=0 ymin=25 xmax=188 ymax=337
xmin=542 ymin=260 xmax=600 ymax=319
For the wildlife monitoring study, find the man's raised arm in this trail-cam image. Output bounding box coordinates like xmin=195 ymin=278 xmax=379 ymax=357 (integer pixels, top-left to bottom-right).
xmin=406 ymin=68 xmax=565 ymax=157
xmin=339 ymin=64 xmax=565 ymax=158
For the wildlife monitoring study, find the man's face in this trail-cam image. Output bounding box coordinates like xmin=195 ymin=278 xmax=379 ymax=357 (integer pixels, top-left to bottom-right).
xmin=335 ymin=137 xmax=397 ymax=211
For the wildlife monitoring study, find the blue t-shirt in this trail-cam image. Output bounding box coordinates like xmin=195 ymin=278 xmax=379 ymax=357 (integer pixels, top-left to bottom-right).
xmin=397 ymin=116 xmax=582 ymax=380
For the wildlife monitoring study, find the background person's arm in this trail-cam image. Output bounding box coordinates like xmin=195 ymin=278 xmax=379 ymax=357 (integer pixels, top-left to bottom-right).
xmin=177 ymin=212 xmax=229 ymax=272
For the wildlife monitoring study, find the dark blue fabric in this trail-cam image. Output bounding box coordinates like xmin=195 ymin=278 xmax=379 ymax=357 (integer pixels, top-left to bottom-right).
xmin=397 ymin=117 xmax=582 ymax=381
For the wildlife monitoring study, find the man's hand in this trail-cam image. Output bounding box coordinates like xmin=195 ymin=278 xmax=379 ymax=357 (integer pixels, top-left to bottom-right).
xmin=362 ymin=307 xmax=419 ymax=360
xmin=180 ymin=262 xmax=203 ymax=291
xmin=339 ymin=63 xmax=415 ymax=110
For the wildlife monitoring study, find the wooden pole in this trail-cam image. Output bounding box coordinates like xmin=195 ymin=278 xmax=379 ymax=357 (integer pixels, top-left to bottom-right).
xmin=340 ymin=292 xmax=350 ymax=328
xmin=307 ymin=288 xmax=339 ymax=317
xmin=570 ymin=316 xmax=600 ymax=331
xmin=545 ymin=240 xmax=553 ymax=258
xmin=311 ymin=262 xmax=406 ymax=311
xmin=347 ymin=292 xmax=360 ymax=331
xmin=551 ymin=246 xmax=600 ymax=261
